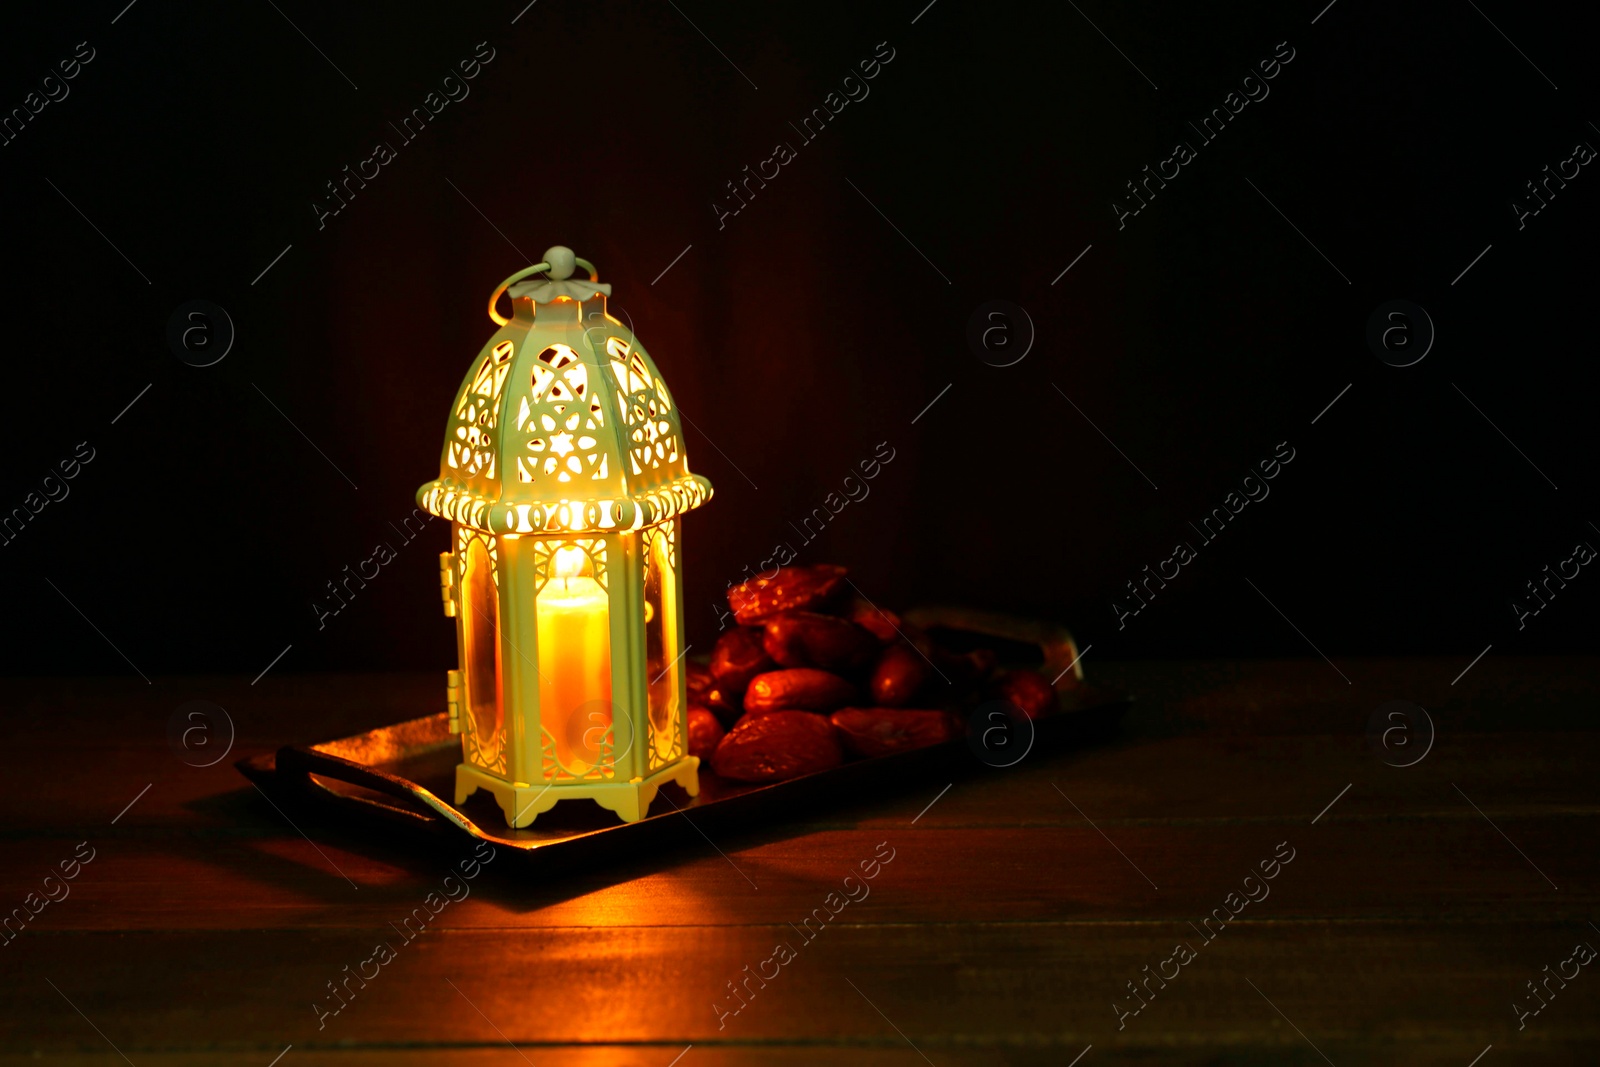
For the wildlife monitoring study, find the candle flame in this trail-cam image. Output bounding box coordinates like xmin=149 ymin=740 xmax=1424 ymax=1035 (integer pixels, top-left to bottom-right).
xmin=553 ymin=546 xmax=586 ymax=580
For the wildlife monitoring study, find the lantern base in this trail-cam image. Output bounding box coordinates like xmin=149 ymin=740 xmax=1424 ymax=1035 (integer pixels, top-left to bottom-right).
xmin=455 ymin=758 xmax=701 ymax=828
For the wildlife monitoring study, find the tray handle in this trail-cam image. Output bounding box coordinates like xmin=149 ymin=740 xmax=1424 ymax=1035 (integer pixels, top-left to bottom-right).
xmin=901 ymin=604 xmax=1084 ymax=686
xmin=275 ymin=743 xmax=489 ymax=838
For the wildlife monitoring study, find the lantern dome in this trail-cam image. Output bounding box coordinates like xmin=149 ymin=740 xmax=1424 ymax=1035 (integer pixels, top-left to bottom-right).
xmin=417 ymin=248 xmax=713 ymax=538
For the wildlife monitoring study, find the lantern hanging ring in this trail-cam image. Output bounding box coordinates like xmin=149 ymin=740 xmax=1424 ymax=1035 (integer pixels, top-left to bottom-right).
xmin=487 ymin=245 xmax=600 ymax=325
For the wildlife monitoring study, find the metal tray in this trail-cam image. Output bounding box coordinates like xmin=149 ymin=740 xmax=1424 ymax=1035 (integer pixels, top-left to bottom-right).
xmin=236 ymin=607 xmax=1131 ymax=875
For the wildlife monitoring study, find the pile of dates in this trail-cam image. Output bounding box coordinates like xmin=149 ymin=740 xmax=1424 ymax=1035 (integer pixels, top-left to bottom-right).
xmin=685 ymin=564 xmax=1070 ymax=783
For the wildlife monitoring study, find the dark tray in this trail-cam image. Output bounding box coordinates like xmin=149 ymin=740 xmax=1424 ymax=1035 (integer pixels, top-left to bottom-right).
xmin=236 ymin=607 xmax=1130 ymax=876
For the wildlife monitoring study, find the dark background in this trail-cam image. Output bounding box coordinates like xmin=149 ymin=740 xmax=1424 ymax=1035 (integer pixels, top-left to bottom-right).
xmin=1 ymin=0 xmax=1595 ymax=680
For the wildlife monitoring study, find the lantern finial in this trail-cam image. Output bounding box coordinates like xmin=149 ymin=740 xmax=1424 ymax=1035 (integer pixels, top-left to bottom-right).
xmin=543 ymin=245 xmax=577 ymax=280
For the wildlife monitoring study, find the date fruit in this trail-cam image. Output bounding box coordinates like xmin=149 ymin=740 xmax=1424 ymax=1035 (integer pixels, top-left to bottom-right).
xmin=743 ymin=668 xmax=858 ymax=715
xmin=711 ymin=710 xmax=844 ymax=782
xmin=848 ymin=599 xmax=901 ymax=644
xmin=962 ymin=648 xmax=999 ymax=682
xmin=727 ymin=564 xmax=847 ymax=625
xmin=688 ymin=662 xmax=740 ymax=725
xmin=828 ymin=708 xmax=963 ymax=759
xmin=687 ymin=707 xmax=725 ymax=764
xmin=763 ymin=611 xmax=879 ymax=672
xmin=935 ymin=646 xmax=998 ymax=690
xmin=709 ymin=626 xmax=775 ymax=696
xmin=869 ymin=644 xmax=930 ymax=707
xmin=995 ymin=668 xmax=1057 ymax=719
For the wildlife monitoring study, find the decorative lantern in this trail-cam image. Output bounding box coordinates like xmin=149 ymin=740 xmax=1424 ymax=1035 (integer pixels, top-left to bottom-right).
xmin=417 ymin=246 xmax=713 ymax=827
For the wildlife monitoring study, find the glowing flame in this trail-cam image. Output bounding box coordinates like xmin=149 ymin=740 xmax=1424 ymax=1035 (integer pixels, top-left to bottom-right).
xmin=553 ymin=546 xmax=586 ymax=580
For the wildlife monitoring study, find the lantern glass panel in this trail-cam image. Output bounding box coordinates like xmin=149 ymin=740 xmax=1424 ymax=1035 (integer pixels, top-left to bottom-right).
xmin=460 ymin=534 xmax=505 ymax=774
xmin=643 ymin=522 xmax=683 ymax=766
xmin=536 ymin=541 xmax=613 ymax=777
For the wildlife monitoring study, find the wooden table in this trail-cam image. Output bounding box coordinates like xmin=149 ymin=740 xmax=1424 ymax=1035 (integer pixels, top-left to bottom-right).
xmin=3 ymin=658 xmax=1596 ymax=1065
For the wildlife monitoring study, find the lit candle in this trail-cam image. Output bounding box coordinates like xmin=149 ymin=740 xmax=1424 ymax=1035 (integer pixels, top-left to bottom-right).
xmin=537 ymin=547 xmax=612 ymax=775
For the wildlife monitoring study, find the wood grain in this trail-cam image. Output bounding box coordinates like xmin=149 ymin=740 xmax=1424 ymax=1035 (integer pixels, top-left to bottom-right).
xmin=1 ymin=660 xmax=1595 ymax=1064
xmin=3 ymin=923 xmax=1595 ymax=1050
xmin=0 ymin=813 xmax=1587 ymax=931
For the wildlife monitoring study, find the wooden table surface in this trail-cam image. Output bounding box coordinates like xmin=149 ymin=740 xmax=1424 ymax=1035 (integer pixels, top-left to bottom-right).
xmin=2 ymin=657 xmax=1596 ymax=1065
